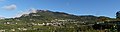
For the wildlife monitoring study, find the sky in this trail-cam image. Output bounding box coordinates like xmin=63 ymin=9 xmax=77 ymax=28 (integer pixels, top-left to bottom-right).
xmin=0 ymin=0 xmax=120 ymax=18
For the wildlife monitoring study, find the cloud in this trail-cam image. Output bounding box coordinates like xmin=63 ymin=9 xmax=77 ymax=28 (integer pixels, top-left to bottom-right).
xmin=2 ymin=4 xmax=17 ymax=10
xmin=14 ymin=8 xmax=37 ymax=18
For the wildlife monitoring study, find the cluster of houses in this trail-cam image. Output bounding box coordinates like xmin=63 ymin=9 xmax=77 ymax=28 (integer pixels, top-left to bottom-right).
xmin=28 ymin=19 xmax=77 ymax=26
xmin=3 ymin=22 xmax=18 ymax=25
xmin=0 ymin=28 xmax=28 ymax=32
xmin=31 ymin=22 xmax=64 ymax=26
xmin=3 ymin=19 xmax=78 ymax=26
xmin=51 ymin=19 xmax=75 ymax=22
xmin=0 ymin=29 xmax=5 ymax=32
xmin=0 ymin=18 xmax=80 ymax=32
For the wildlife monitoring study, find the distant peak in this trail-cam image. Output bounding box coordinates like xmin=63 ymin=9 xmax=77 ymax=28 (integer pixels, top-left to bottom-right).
xmin=29 ymin=8 xmax=50 ymax=13
xmin=29 ymin=8 xmax=37 ymax=13
xmin=36 ymin=10 xmax=52 ymax=12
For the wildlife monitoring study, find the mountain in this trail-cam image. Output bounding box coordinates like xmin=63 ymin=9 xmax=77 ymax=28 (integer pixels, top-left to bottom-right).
xmin=14 ymin=10 xmax=101 ymax=23
xmin=0 ymin=10 xmax=114 ymax=32
xmin=10 ymin=10 xmax=113 ymax=24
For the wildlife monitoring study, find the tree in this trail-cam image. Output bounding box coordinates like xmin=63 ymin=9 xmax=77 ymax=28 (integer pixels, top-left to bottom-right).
xmin=116 ymin=11 xmax=120 ymax=19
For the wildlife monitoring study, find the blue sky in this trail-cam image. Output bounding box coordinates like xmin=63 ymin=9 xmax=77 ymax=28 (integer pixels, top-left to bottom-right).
xmin=0 ymin=0 xmax=119 ymax=18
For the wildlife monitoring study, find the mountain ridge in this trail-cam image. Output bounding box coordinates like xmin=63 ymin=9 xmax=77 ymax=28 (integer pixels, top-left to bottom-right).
xmin=11 ymin=10 xmax=113 ymax=23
